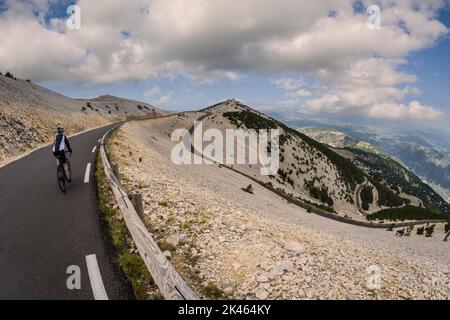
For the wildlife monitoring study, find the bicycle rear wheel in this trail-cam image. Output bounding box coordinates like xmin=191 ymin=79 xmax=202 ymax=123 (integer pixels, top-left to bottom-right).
xmin=57 ymin=166 xmax=67 ymax=193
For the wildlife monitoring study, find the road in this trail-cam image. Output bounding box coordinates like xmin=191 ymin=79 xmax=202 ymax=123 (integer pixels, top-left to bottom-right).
xmin=0 ymin=124 xmax=133 ymax=300
xmin=355 ymin=183 xmax=366 ymax=215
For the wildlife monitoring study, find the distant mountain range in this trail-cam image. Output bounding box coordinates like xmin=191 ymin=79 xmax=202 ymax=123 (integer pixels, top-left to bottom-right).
xmin=297 ymin=126 xmax=450 ymax=214
xmin=270 ymin=111 xmax=450 ymax=206
xmin=298 ymin=127 xmax=384 ymax=155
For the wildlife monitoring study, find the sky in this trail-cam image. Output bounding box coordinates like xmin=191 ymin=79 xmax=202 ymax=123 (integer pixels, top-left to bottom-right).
xmin=0 ymin=0 xmax=449 ymax=131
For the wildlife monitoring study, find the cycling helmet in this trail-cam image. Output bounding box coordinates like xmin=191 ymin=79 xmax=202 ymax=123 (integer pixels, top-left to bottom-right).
xmin=57 ymin=125 xmax=64 ymax=134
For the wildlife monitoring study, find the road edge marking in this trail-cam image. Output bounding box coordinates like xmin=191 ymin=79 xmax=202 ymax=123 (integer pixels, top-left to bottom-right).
xmin=85 ymin=254 xmax=109 ymax=300
xmin=84 ymin=163 xmax=91 ymax=183
xmin=92 ymin=146 xmax=97 ymax=153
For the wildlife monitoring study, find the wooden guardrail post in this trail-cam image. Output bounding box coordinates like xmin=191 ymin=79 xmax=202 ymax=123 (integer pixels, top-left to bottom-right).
xmin=133 ymin=190 xmax=144 ymax=219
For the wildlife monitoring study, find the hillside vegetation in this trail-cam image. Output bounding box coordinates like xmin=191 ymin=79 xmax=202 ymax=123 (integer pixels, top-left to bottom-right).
xmin=221 ymin=106 xmax=407 ymax=217
xmin=348 ymin=147 xmax=450 ymax=215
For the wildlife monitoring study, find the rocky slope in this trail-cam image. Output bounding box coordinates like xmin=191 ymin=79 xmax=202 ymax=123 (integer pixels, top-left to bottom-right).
xmin=0 ymin=72 xmax=165 ymax=166
xmin=107 ymin=111 xmax=450 ymax=300
xmin=197 ymin=101 xmax=417 ymax=219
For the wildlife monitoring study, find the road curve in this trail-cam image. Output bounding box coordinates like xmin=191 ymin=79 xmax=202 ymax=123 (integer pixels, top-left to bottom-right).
xmin=184 ymin=114 xmax=446 ymax=229
xmin=355 ymin=183 xmax=366 ymax=215
xmin=0 ymin=124 xmax=133 ymax=300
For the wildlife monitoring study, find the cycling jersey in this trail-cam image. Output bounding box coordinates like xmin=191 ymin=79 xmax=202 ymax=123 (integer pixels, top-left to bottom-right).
xmin=52 ymin=133 xmax=72 ymax=153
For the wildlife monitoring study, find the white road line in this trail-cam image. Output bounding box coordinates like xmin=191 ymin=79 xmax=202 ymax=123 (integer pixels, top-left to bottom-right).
xmin=84 ymin=163 xmax=91 ymax=183
xmin=98 ymin=139 xmax=101 ymax=143
xmin=92 ymin=146 xmax=97 ymax=153
xmin=85 ymin=254 xmax=109 ymax=300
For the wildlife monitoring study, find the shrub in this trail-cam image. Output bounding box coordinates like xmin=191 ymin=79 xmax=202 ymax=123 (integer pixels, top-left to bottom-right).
xmin=181 ymin=221 xmax=192 ymax=230
xmin=405 ymin=226 xmax=413 ymax=236
xmin=158 ymin=200 xmax=168 ymax=207
xmin=241 ymin=184 xmax=254 ymax=194
xmin=5 ymin=71 xmax=15 ymax=79
xmin=445 ymin=223 xmax=450 ymax=233
xmin=416 ymin=226 xmax=425 ymax=236
xmin=157 ymin=240 xmax=176 ymax=253
xmin=425 ymin=224 xmax=435 ymax=238
xmin=202 ymin=282 xmax=224 ymax=299
xmin=396 ymin=229 xmax=405 ymax=236
xmin=307 ymin=184 xmax=333 ymax=207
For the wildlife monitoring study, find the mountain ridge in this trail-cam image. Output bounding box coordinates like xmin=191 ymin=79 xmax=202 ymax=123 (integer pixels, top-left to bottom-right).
xmin=0 ymin=72 xmax=166 ymax=165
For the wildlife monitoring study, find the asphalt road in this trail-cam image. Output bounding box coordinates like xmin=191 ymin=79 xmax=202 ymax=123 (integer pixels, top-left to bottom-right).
xmin=0 ymin=124 xmax=133 ymax=300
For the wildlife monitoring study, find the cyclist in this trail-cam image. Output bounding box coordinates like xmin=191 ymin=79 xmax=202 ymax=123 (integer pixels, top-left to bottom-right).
xmin=52 ymin=126 xmax=72 ymax=182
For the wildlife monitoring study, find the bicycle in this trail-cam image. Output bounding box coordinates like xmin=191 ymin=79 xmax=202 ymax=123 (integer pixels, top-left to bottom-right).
xmin=57 ymin=151 xmax=72 ymax=193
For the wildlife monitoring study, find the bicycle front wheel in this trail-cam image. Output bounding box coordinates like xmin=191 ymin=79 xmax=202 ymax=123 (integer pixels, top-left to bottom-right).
xmin=57 ymin=166 xmax=67 ymax=193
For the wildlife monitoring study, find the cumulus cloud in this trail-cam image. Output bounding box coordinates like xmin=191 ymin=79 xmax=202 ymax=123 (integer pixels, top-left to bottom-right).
xmin=305 ymin=86 xmax=443 ymax=120
xmin=144 ymin=86 xmax=160 ymax=97
xmin=290 ymin=89 xmax=313 ymax=98
xmin=0 ymin=0 xmax=447 ymax=120
xmin=159 ymin=93 xmax=173 ymax=104
xmin=273 ymin=78 xmax=306 ymax=91
xmin=368 ymin=101 xmax=443 ymax=120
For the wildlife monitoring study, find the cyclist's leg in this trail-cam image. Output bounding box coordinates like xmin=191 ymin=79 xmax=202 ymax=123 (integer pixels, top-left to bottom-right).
xmin=61 ymin=153 xmax=71 ymax=181
xmin=54 ymin=151 xmax=60 ymax=167
xmin=64 ymin=163 xmax=71 ymax=181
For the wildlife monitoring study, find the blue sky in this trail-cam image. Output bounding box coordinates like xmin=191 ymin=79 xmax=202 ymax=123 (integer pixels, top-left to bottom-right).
xmin=1 ymin=0 xmax=449 ymax=131
xmin=406 ymin=8 xmax=450 ymax=113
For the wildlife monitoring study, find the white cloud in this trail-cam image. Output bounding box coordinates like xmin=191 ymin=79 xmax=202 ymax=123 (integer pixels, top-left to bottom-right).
xmin=0 ymin=0 xmax=447 ymax=120
xmin=144 ymin=86 xmax=160 ymax=96
xmin=304 ymin=86 xmax=443 ymax=120
xmin=369 ymin=101 xmax=444 ymax=120
xmin=159 ymin=93 xmax=173 ymax=104
xmin=272 ymin=78 xmax=305 ymax=91
xmin=290 ymin=89 xmax=313 ymax=98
